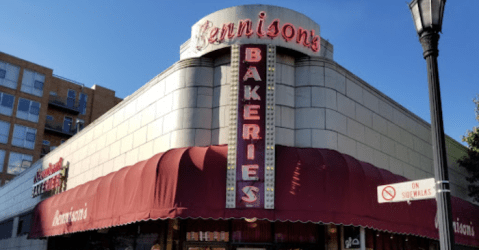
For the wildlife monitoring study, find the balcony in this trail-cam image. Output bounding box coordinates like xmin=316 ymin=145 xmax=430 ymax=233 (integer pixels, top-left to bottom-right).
xmin=48 ymin=95 xmax=80 ymax=114
xmin=44 ymin=119 xmax=79 ymax=137
xmin=40 ymin=144 xmax=50 ymax=157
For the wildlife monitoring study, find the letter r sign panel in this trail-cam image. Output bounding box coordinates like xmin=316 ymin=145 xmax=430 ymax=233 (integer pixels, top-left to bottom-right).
xmin=226 ymin=44 xmax=276 ymax=209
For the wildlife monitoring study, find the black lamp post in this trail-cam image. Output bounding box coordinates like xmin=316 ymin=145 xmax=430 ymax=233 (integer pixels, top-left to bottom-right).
xmin=408 ymin=1 xmax=454 ymax=250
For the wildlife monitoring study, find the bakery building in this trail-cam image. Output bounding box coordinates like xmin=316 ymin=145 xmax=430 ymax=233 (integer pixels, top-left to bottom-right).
xmin=0 ymin=4 xmax=477 ymax=250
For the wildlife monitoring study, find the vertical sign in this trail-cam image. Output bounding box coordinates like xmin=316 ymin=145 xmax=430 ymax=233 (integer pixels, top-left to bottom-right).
xmin=226 ymin=45 xmax=275 ymax=209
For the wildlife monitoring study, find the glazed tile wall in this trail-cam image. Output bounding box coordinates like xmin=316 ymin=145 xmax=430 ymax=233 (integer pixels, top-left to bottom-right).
xmin=0 ymin=51 xmax=472 ymax=238
xmin=37 ymin=53 xmax=469 ymax=201
xmin=292 ymin=57 xmax=469 ymax=201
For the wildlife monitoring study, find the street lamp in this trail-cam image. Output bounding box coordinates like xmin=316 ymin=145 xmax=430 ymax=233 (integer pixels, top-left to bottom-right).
xmin=408 ymin=1 xmax=454 ymax=250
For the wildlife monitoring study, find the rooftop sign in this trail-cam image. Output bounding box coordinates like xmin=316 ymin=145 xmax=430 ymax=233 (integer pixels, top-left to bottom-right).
xmin=184 ymin=5 xmax=321 ymax=59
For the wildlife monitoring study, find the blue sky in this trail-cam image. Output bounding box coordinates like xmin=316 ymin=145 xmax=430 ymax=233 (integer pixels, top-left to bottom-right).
xmin=1 ymin=0 xmax=478 ymax=146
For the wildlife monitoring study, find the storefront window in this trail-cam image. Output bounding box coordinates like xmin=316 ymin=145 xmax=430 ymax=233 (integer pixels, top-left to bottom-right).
xmin=186 ymin=219 xmax=229 ymax=242
xmin=274 ymin=221 xmax=319 ymax=243
xmin=232 ymin=219 xmax=271 ymax=243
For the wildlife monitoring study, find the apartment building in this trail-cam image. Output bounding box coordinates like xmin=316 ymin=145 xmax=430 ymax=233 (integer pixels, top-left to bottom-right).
xmin=0 ymin=52 xmax=121 ymax=186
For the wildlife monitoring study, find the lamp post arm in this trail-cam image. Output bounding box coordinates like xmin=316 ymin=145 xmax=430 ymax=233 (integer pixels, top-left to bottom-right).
xmin=419 ymin=30 xmax=455 ymax=250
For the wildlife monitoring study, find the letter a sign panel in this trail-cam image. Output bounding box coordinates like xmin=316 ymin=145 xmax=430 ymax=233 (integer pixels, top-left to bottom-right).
xmin=377 ymin=178 xmax=436 ymax=203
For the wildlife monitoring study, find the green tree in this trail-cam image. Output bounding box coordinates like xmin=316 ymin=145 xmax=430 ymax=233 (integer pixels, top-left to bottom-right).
xmin=457 ymin=96 xmax=479 ymax=202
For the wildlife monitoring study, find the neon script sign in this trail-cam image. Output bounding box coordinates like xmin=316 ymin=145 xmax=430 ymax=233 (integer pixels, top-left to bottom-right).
xmin=32 ymin=158 xmax=68 ymax=197
xmin=195 ymin=11 xmax=320 ymax=53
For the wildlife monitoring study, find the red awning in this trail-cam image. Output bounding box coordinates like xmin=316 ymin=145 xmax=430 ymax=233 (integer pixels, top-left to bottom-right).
xmin=30 ymin=145 xmax=479 ymax=247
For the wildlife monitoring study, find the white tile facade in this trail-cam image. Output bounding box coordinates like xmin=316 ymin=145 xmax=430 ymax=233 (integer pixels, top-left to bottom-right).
xmin=0 ymin=43 xmax=472 ymax=250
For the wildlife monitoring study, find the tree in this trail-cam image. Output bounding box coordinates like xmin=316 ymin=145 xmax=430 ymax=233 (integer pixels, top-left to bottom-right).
xmin=457 ymin=96 xmax=479 ymax=202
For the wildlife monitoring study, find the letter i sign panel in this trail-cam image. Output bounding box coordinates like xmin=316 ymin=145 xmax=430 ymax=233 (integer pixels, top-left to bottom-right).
xmin=225 ymin=44 xmax=276 ymax=209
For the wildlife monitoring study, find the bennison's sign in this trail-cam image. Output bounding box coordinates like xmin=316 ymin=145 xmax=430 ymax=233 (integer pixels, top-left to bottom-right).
xmin=32 ymin=158 xmax=68 ymax=197
xmin=195 ymin=11 xmax=320 ymax=53
xmin=185 ymin=6 xmax=322 ymax=60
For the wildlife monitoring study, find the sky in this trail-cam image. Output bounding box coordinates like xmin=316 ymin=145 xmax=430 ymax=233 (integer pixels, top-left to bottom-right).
xmin=1 ymin=0 xmax=478 ymax=146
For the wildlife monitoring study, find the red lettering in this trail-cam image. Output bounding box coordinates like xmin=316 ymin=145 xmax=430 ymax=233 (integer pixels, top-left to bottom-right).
xmin=200 ymin=11 xmax=320 ymax=53
xmin=219 ymin=23 xmax=235 ymax=42
xmin=237 ymin=19 xmax=253 ymax=37
xmin=208 ymin=27 xmax=219 ymax=44
xmin=243 ymin=124 xmax=260 ymax=140
xmin=242 ymin=66 xmax=262 ymax=81
xmin=227 ymin=23 xmax=235 ymax=39
xmin=242 ymin=165 xmax=259 ymax=180
xmin=310 ymin=31 xmax=320 ymax=52
xmin=195 ymin=21 xmax=212 ymax=51
xmin=244 ymin=85 xmax=260 ymax=100
xmin=296 ymin=27 xmax=311 ymax=47
xmin=256 ymin=11 xmax=266 ymax=38
xmin=245 ymin=48 xmax=262 ymax=62
xmin=244 ymin=105 xmax=260 ymax=120
xmin=267 ymin=19 xmax=280 ymax=38
xmin=247 ymin=144 xmax=255 ymax=160
xmin=281 ymin=23 xmax=296 ymax=42
xmin=241 ymin=186 xmax=259 ymax=203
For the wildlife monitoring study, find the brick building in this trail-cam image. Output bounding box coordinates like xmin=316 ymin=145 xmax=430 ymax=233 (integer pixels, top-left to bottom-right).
xmin=0 ymin=52 xmax=121 ymax=186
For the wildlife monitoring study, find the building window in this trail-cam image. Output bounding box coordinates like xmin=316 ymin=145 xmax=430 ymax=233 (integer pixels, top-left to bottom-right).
xmin=0 ymin=60 xmax=20 ymax=90
xmin=46 ymin=115 xmax=53 ymax=121
xmin=67 ymin=89 xmax=76 ymax=109
xmin=0 ymin=150 xmax=5 ymax=173
xmin=60 ymin=139 xmax=65 ymax=144
xmin=63 ymin=116 xmax=73 ymax=133
xmin=17 ymin=213 xmax=33 ymax=236
xmin=7 ymin=152 xmax=33 ymax=175
xmin=49 ymin=91 xmax=57 ymax=96
xmin=0 ymin=219 xmax=13 ymax=240
xmin=0 ymin=120 xmax=10 ymax=144
xmin=0 ymin=92 xmax=15 ymax=116
xmin=43 ymin=140 xmax=50 ymax=145
xmin=50 ymin=146 xmax=57 ymax=151
xmin=21 ymin=69 xmax=45 ymax=97
xmin=12 ymin=124 xmax=36 ymax=149
xmin=77 ymin=118 xmax=85 ymax=131
xmin=16 ymin=98 xmax=40 ymax=123
xmin=79 ymin=93 xmax=88 ymax=115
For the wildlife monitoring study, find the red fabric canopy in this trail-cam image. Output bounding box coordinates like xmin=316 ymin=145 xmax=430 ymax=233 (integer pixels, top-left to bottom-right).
xmin=30 ymin=145 xmax=479 ymax=247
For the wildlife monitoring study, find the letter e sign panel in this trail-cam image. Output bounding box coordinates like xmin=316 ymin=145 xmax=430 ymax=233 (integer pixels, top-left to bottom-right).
xmin=226 ymin=44 xmax=276 ymax=209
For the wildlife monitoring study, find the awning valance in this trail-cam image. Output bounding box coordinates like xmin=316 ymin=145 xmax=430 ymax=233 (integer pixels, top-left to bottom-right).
xmin=30 ymin=145 xmax=479 ymax=247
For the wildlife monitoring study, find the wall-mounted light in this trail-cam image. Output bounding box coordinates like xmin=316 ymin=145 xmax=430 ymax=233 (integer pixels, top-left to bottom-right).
xmin=245 ymin=217 xmax=257 ymax=223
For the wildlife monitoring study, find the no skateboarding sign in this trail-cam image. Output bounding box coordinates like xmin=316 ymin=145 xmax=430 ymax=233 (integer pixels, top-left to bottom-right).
xmin=381 ymin=186 xmax=396 ymax=201
xmin=377 ymin=178 xmax=436 ymax=203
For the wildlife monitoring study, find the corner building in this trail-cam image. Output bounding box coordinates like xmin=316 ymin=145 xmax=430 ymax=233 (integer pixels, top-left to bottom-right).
xmin=0 ymin=5 xmax=477 ymax=250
